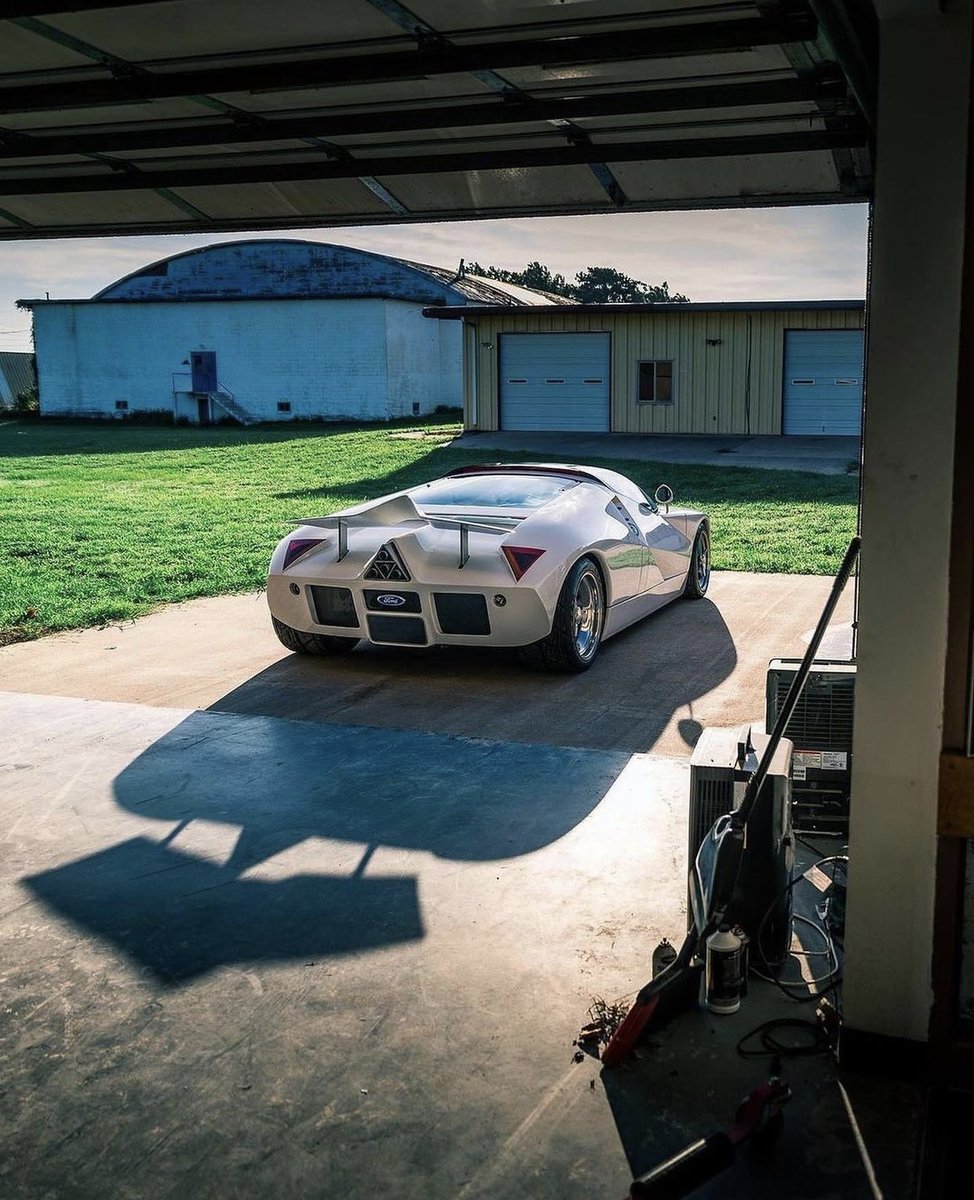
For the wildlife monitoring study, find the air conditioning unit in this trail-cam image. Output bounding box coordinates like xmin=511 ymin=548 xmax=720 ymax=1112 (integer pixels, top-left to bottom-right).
xmin=689 ymin=725 xmax=794 ymax=963
xmin=766 ymin=659 xmax=856 ymax=836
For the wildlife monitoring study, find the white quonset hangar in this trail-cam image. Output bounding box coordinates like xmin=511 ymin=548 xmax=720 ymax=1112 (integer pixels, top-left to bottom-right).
xmin=1 ymin=0 xmax=973 ymax=1131
xmin=426 ymin=300 xmax=866 ymax=435
xmin=20 ymin=240 xmax=562 ymax=423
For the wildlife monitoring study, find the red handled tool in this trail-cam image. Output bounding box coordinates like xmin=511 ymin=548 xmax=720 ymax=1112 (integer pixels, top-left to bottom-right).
xmin=625 ymin=1069 xmax=791 ymax=1199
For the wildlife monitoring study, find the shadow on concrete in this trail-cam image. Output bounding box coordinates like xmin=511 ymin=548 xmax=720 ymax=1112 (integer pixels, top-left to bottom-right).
xmin=600 ymin=1036 xmax=862 ymax=1199
xmin=23 ymin=711 xmax=628 ymax=984
xmin=209 ymin=598 xmax=738 ymax=755
xmin=27 ymin=836 xmax=423 ymax=984
xmin=595 ymin=845 xmax=915 ymax=1200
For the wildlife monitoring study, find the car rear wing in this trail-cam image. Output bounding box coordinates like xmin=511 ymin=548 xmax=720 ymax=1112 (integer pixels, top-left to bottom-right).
xmin=294 ymin=493 xmax=511 ymax=567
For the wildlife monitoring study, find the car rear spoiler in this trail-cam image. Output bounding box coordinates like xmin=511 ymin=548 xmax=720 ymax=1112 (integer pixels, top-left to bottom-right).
xmin=294 ymin=494 xmax=512 ymax=567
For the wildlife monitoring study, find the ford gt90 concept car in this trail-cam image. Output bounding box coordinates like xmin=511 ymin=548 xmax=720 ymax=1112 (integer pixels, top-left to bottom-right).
xmin=267 ymin=463 xmax=709 ymax=672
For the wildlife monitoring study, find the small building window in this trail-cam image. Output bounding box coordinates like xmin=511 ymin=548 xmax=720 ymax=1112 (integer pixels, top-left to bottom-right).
xmin=115 ymin=400 xmax=128 ymax=411
xmin=277 ymin=401 xmax=291 ymax=413
xmin=637 ymin=360 xmax=674 ymax=405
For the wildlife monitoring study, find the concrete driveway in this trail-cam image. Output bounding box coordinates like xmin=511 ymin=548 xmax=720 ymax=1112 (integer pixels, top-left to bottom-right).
xmin=0 ymin=572 xmax=852 ymax=757
xmin=452 ymin=431 xmax=861 ymax=475
xmin=1 ymin=574 xmax=890 ymax=1200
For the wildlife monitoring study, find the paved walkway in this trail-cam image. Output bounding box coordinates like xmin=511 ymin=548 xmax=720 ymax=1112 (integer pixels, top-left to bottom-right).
xmin=451 ymin=431 xmax=861 ymax=475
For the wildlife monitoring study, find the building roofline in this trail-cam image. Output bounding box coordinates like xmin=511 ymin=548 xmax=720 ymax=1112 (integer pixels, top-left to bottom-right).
xmin=422 ymin=299 xmax=867 ymax=319
xmin=17 ymin=294 xmax=455 ymax=309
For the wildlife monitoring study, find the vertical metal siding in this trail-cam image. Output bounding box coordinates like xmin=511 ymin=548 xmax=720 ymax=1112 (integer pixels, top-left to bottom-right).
xmin=468 ymin=307 xmax=864 ymax=434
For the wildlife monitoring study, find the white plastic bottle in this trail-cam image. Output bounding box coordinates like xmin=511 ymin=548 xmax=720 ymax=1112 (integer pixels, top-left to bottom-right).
xmin=706 ymin=925 xmax=743 ymax=1014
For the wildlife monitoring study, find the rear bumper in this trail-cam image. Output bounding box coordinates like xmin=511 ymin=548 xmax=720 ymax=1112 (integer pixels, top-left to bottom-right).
xmin=266 ymin=574 xmax=553 ymax=648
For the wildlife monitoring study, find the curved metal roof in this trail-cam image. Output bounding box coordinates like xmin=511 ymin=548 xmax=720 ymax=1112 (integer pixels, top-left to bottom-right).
xmin=76 ymin=238 xmax=566 ymax=305
xmin=0 ymin=1 xmax=876 ymax=241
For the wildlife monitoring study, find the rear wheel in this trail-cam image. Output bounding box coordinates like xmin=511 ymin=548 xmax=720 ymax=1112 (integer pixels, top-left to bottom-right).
xmin=519 ymin=556 xmax=605 ymax=673
xmin=272 ymin=616 xmax=359 ymax=656
xmin=684 ymin=525 xmax=711 ymax=600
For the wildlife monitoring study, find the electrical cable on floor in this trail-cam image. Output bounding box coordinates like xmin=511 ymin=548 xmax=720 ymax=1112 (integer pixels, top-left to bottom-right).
xmin=747 ymin=855 xmax=848 ymax=1008
xmin=736 ymin=857 xmax=847 ymax=1057
xmin=737 ymin=1017 xmax=831 ymax=1058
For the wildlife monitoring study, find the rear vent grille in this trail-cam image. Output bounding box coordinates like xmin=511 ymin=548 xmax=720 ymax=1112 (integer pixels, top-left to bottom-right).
xmin=690 ymin=772 xmax=735 ymax=860
xmin=773 ymin=675 xmax=855 ymax=751
xmin=364 ymin=543 xmax=410 ymax=583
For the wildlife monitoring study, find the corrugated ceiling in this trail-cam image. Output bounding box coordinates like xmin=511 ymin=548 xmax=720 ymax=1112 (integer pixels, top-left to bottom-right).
xmin=0 ymin=0 xmax=876 ymax=240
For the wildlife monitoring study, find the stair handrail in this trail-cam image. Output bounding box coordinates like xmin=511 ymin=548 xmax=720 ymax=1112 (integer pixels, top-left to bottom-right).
xmin=208 ymin=384 xmax=254 ymax=426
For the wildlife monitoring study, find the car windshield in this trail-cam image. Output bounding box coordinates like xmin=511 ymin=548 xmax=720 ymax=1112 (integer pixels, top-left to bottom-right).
xmin=415 ymin=473 xmax=578 ymax=509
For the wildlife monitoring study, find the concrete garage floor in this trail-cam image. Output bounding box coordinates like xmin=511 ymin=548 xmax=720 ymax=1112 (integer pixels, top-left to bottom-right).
xmin=0 ymin=572 xmax=853 ymax=757
xmin=1 ymin=573 xmax=913 ymax=1200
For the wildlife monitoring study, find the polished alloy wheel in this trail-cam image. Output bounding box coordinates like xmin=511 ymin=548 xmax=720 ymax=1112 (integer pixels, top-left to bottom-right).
xmin=696 ymin=527 xmax=711 ymax=592
xmin=572 ymin=567 xmax=604 ymax=661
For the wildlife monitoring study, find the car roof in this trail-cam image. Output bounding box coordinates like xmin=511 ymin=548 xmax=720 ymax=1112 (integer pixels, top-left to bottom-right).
xmin=445 ymin=462 xmax=644 ymax=502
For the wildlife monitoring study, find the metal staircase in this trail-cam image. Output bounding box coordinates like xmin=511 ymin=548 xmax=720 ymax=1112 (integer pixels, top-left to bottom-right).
xmin=208 ymin=385 xmax=257 ymax=426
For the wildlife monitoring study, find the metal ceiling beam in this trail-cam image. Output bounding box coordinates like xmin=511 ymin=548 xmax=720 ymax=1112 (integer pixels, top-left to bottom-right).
xmin=0 ymin=14 xmax=819 ymax=114
xmin=806 ymin=0 xmax=878 ymax=127
xmin=0 ymin=128 xmax=867 ymax=196
xmin=0 ymin=74 xmax=852 ymax=160
xmin=1 ymin=0 xmax=168 ymax=14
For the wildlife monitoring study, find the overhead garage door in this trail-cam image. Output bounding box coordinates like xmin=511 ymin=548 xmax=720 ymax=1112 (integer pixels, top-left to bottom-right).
xmin=500 ymin=333 xmax=610 ymax=431
xmin=783 ymin=330 xmax=865 ymax=435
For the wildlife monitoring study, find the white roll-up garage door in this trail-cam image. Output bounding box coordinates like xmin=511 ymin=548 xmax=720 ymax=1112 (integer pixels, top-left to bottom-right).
xmin=499 ymin=332 xmax=610 ymax=431
xmin=783 ymin=330 xmax=865 ymax=436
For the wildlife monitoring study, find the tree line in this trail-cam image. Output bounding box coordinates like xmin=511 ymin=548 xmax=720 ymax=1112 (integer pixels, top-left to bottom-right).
xmin=465 ymin=260 xmax=689 ymax=304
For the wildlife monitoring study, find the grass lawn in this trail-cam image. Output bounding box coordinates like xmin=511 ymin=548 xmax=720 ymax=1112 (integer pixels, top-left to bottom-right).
xmin=0 ymin=417 xmax=857 ymax=644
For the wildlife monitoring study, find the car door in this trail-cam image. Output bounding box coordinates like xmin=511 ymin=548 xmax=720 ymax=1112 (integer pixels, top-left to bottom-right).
xmin=601 ymin=495 xmax=660 ymax=601
xmin=631 ymin=498 xmax=692 ymax=593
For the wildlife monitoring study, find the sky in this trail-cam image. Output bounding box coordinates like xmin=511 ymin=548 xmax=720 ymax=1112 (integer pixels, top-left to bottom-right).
xmin=0 ymin=204 xmax=869 ymax=354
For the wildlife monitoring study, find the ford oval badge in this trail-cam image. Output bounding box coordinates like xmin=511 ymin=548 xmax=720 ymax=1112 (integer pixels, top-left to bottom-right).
xmin=377 ymin=593 xmax=406 ymax=607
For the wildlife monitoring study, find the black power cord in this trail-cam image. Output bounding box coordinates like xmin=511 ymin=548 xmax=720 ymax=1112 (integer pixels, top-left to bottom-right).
xmin=737 ymin=1018 xmax=831 ymax=1059
xmin=751 ymin=855 xmax=848 ymax=1001
xmin=736 ymin=855 xmax=849 ymax=1060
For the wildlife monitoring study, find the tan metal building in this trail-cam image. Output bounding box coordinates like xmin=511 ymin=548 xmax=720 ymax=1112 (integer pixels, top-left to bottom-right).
xmin=425 ymin=300 xmax=865 ymax=437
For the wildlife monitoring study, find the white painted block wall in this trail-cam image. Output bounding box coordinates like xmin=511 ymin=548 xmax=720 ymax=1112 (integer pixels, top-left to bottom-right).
xmin=384 ymin=301 xmax=462 ymax=416
xmin=32 ymin=297 xmax=462 ymax=421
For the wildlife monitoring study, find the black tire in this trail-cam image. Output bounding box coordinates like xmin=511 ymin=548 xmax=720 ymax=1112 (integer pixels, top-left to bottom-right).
xmin=272 ymin=616 xmax=359 ymax=656
xmin=519 ymin=556 xmax=605 ymax=673
xmin=684 ymin=524 xmax=711 ymax=600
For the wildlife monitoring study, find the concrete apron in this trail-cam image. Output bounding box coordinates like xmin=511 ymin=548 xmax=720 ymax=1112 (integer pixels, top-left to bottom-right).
xmin=0 ymin=691 xmax=670 ymax=1199
xmin=451 ymin=431 xmax=862 ymax=476
xmin=1 ymin=692 xmax=887 ymax=1200
xmin=0 ymin=571 xmax=854 ymax=758
xmin=0 ymin=575 xmax=876 ymax=1199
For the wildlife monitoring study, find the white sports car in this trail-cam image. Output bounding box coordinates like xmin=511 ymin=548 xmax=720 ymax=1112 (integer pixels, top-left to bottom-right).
xmin=267 ymin=463 xmax=710 ymax=672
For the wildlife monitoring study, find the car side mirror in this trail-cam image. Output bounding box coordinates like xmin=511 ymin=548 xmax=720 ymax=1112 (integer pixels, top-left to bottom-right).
xmin=654 ymin=484 xmax=674 ymax=510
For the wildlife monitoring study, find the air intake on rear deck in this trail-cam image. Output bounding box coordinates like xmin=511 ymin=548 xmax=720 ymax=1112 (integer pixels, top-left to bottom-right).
xmin=365 ymin=543 xmax=410 ymax=582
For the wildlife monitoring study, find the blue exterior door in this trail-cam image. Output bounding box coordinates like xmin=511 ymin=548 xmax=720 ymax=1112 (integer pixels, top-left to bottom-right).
xmin=783 ymin=330 xmax=864 ymax=435
xmin=190 ymin=350 xmax=217 ymax=393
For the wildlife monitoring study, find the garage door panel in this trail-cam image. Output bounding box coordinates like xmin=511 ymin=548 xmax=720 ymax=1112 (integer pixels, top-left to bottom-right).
xmin=500 ymin=333 xmax=610 ymax=431
xmin=783 ymin=330 xmax=864 ymax=435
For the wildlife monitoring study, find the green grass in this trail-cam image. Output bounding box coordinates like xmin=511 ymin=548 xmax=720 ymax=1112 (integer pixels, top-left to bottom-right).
xmin=0 ymin=417 xmax=857 ymax=644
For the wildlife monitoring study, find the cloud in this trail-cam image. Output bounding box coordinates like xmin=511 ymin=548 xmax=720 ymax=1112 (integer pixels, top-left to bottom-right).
xmin=0 ymin=205 xmax=868 ymax=351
